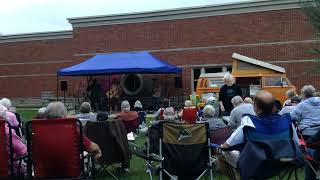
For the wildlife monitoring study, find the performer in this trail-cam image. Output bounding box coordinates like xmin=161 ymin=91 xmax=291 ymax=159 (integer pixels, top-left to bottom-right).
xmin=87 ymin=78 xmax=102 ymax=112
xmin=106 ymin=79 xmax=121 ymax=113
xmin=152 ymin=80 xmax=161 ymax=111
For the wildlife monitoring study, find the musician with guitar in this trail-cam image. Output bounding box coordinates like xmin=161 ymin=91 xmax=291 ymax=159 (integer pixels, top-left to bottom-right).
xmin=106 ymin=79 xmax=121 ymax=113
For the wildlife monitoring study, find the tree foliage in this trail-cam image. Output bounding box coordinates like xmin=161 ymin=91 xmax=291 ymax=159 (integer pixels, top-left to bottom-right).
xmin=300 ymin=0 xmax=320 ymax=73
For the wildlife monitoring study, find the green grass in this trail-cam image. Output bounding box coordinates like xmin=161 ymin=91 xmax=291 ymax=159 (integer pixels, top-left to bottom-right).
xmin=17 ymin=109 xmax=304 ymax=180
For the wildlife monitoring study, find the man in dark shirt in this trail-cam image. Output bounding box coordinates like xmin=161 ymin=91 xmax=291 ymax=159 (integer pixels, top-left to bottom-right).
xmin=219 ymin=74 xmax=242 ymax=116
xmin=87 ymin=79 xmax=102 ymax=112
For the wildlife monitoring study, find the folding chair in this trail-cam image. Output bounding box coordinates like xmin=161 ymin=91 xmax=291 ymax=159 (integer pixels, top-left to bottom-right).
xmin=214 ymin=114 xmax=303 ymax=180
xmin=181 ymin=108 xmax=198 ymax=124
xmin=85 ymin=120 xmax=131 ymax=179
xmin=121 ymin=118 xmax=139 ymax=133
xmin=137 ymin=111 xmax=147 ymax=126
xmin=159 ymin=122 xmax=213 ymax=180
xmin=26 ymin=118 xmax=95 ymax=179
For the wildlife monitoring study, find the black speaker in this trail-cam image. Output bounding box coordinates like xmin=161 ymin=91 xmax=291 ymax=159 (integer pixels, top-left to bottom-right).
xmin=174 ymin=77 xmax=182 ymax=88
xmin=60 ymin=80 xmax=68 ymax=91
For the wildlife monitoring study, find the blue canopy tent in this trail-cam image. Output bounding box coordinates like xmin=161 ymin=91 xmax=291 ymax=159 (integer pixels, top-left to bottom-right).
xmin=57 ymin=52 xmax=181 ymax=76
xmin=56 ymin=52 xmax=182 ymax=110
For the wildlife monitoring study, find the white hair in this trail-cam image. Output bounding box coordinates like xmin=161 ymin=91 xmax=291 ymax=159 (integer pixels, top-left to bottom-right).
xmin=121 ymin=100 xmax=131 ymax=112
xmin=203 ymin=105 xmax=215 ymax=118
xmin=301 ymin=85 xmax=316 ymax=99
xmin=134 ymin=100 xmax=143 ymax=108
xmin=184 ymin=100 xmax=193 ymax=107
xmin=223 ymin=74 xmax=234 ymax=81
xmin=231 ymin=96 xmax=243 ymax=107
xmin=163 ymin=107 xmax=175 ymax=121
xmin=0 ymin=98 xmax=12 ymax=109
xmin=45 ymin=102 xmax=67 ymax=119
xmin=206 ymin=97 xmax=216 ymax=104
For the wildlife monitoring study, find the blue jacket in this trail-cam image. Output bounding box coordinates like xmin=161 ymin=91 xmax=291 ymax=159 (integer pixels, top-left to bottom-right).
xmin=290 ymin=97 xmax=320 ymax=136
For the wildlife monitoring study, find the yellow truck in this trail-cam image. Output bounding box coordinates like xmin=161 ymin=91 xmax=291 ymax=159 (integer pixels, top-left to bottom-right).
xmin=196 ymin=53 xmax=296 ymax=109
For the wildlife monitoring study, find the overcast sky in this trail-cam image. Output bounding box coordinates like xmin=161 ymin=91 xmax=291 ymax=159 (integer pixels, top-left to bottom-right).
xmin=0 ymin=0 xmax=248 ymax=35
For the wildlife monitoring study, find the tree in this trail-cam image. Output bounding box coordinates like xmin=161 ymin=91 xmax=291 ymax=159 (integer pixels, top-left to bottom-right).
xmin=300 ymin=0 xmax=320 ymax=73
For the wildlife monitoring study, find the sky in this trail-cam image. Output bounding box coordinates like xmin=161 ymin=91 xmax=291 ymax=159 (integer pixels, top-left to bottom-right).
xmin=0 ymin=0 xmax=248 ymax=35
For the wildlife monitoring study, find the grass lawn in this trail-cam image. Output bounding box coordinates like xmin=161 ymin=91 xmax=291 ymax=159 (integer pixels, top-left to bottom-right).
xmin=17 ymin=109 xmax=304 ymax=180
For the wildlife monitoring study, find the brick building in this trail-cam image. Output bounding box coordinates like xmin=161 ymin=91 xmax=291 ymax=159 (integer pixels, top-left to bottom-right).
xmin=0 ymin=0 xmax=319 ymax=106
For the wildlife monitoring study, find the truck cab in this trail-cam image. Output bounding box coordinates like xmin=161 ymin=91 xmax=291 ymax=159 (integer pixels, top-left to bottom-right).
xmin=196 ymin=53 xmax=296 ymax=109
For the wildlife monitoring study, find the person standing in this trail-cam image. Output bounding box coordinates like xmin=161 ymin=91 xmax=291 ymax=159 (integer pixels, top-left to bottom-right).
xmin=219 ymin=74 xmax=242 ymax=116
xmin=152 ymin=80 xmax=161 ymax=111
xmin=107 ymin=79 xmax=121 ymax=113
xmin=87 ymin=79 xmax=102 ymax=112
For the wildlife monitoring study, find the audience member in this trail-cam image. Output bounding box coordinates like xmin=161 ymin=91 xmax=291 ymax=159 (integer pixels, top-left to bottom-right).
xmin=96 ymin=112 xmax=109 ymax=122
xmin=220 ymin=91 xmax=298 ymax=171
xmin=178 ymin=100 xmax=197 ymax=124
xmin=116 ymin=100 xmax=139 ymax=133
xmin=279 ymin=96 xmax=301 ymax=115
xmin=219 ymin=74 xmax=242 ymax=116
xmin=35 ymin=107 xmax=46 ymax=119
xmin=133 ymin=100 xmax=147 ymax=126
xmin=45 ymin=102 xmax=102 ymax=160
xmin=200 ymin=105 xmax=226 ymax=131
xmin=243 ymin=97 xmax=253 ymax=104
xmin=283 ymin=89 xmax=296 ymax=107
xmin=229 ymin=96 xmax=255 ymax=129
xmin=155 ymin=98 xmax=170 ymax=120
xmin=206 ymin=96 xmax=219 ymax=117
xmin=0 ymin=98 xmax=19 ymax=128
xmin=77 ymin=102 xmax=96 ymax=126
xmin=133 ymin=100 xmax=144 ymax=111
xmin=1 ymin=106 xmax=27 ymax=174
xmin=291 ymin=85 xmax=320 ymax=137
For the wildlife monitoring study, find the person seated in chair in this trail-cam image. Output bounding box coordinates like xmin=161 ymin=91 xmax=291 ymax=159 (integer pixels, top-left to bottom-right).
xmin=229 ymin=96 xmax=255 ymax=130
xmin=178 ymin=100 xmax=198 ymax=124
xmin=77 ymin=102 xmax=96 ymax=127
xmin=199 ymin=105 xmax=226 ymax=131
xmin=0 ymin=106 xmax=27 ymax=174
xmin=279 ymin=96 xmax=301 ymax=115
xmin=133 ymin=100 xmax=147 ymax=127
xmin=35 ymin=107 xmax=46 ymax=119
xmin=116 ymin=100 xmax=139 ymax=133
xmin=0 ymin=98 xmax=19 ymax=129
xmin=155 ymin=98 xmax=170 ymax=120
xmin=220 ymin=91 xmax=299 ymax=177
xmin=45 ymin=102 xmax=102 ymax=160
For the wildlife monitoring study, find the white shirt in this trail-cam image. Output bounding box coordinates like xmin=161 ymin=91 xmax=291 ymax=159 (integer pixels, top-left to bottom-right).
xmin=226 ymin=116 xmax=299 ymax=146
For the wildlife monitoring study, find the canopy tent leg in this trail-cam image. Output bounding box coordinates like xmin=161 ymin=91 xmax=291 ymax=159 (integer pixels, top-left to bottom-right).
xmin=180 ymin=72 xmax=183 ymax=109
xmin=56 ymin=75 xmax=59 ymax=101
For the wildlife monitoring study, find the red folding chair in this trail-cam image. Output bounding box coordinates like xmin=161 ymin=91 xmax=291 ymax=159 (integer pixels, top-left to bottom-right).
xmin=181 ymin=108 xmax=198 ymax=124
xmin=121 ymin=117 xmax=139 ymax=133
xmin=26 ymin=118 xmax=94 ymax=179
xmin=0 ymin=120 xmax=15 ymax=180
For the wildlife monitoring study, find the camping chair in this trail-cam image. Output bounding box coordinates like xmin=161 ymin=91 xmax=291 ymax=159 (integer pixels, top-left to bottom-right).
xmin=121 ymin=118 xmax=139 ymax=133
xmin=26 ymin=118 xmax=95 ymax=179
xmin=210 ymin=126 xmax=233 ymax=145
xmin=296 ymin=124 xmax=320 ymax=179
xmin=181 ymin=108 xmax=198 ymax=124
xmin=213 ymin=114 xmax=303 ymax=180
xmin=85 ymin=120 xmax=131 ymax=180
xmin=159 ymin=122 xmax=213 ymax=180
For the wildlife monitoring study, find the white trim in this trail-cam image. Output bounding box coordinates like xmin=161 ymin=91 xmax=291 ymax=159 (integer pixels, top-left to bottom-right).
xmin=0 ymin=74 xmax=56 ymax=78
xmin=232 ymin=53 xmax=286 ymax=73
xmin=0 ymin=30 xmax=73 ymax=43
xmin=74 ymin=39 xmax=320 ymax=56
xmin=0 ymin=60 xmax=74 ymax=66
xmin=68 ymin=0 xmax=300 ymax=28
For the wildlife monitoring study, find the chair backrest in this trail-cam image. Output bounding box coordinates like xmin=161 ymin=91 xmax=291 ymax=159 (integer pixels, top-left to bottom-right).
xmin=161 ymin=122 xmax=209 ymax=177
xmin=85 ymin=120 xmax=131 ymax=168
xmin=159 ymin=109 xmax=164 ymax=120
xmin=210 ymin=126 xmax=233 ymax=145
xmin=182 ymin=108 xmax=198 ymax=124
xmin=121 ymin=118 xmax=139 ymax=133
xmin=244 ymin=114 xmax=292 ymax=142
xmin=27 ymin=118 xmax=84 ymax=179
xmin=0 ymin=120 xmax=9 ymax=179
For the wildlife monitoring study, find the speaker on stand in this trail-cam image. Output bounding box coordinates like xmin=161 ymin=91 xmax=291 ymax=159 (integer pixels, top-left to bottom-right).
xmin=60 ymin=80 xmax=68 ymax=104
